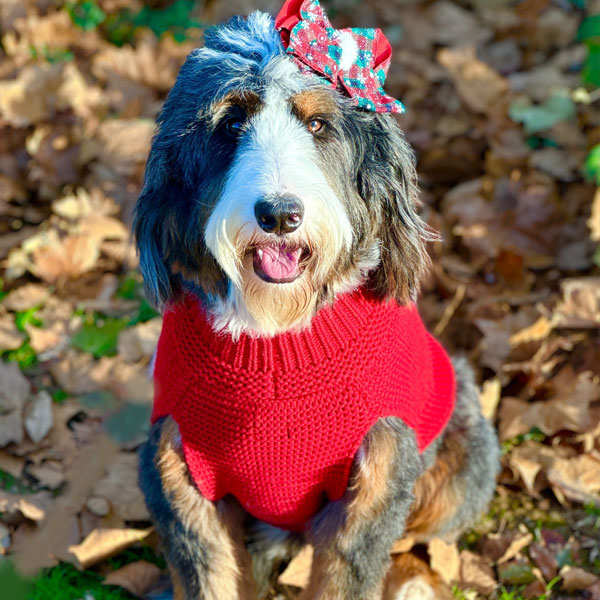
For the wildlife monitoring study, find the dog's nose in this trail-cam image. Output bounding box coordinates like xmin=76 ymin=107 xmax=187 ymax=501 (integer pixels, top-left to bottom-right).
xmin=254 ymin=196 xmax=304 ymax=234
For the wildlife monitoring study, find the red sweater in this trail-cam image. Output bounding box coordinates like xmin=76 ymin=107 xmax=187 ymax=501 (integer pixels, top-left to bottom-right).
xmin=151 ymin=289 xmax=455 ymax=532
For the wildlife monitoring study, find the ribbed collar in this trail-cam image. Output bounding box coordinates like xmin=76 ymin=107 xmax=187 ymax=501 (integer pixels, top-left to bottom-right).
xmin=165 ymin=289 xmax=417 ymax=374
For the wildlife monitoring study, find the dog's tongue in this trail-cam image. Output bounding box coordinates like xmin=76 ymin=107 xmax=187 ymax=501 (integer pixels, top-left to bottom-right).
xmin=258 ymin=245 xmax=302 ymax=280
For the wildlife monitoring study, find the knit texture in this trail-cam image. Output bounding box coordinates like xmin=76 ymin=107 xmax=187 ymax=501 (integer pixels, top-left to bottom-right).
xmin=151 ymin=288 xmax=455 ymax=532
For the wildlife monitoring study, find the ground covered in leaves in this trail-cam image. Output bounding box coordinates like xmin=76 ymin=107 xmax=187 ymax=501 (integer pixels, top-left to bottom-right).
xmin=0 ymin=0 xmax=599 ymax=599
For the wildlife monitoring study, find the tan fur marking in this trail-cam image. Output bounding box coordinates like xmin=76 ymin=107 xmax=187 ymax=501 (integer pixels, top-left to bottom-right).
xmin=291 ymin=89 xmax=339 ymax=123
xmin=383 ymin=553 xmax=454 ymax=600
xmin=297 ymin=424 xmax=397 ymax=600
xmin=209 ymin=91 xmax=262 ymax=126
xmin=343 ymin=424 xmax=398 ymax=540
xmin=157 ymin=417 xmax=255 ymax=600
xmin=404 ymin=432 xmax=466 ymax=540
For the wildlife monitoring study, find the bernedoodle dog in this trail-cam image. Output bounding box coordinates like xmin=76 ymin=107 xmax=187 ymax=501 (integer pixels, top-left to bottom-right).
xmin=134 ymin=1 xmax=500 ymax=598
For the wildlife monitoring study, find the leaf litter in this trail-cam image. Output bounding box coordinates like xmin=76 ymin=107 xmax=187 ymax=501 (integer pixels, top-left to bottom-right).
xmin=0 ymin=0 xmax=598 ymax=598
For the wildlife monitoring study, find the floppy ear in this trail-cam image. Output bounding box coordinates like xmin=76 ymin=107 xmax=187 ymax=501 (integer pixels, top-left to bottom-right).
xmin=133 ymin=151 xmax=177 ymax=309
xmin=358 ymin=115 xmax=436 ymax=304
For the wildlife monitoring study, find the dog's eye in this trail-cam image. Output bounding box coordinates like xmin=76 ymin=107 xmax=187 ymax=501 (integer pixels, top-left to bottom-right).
xmin=307 ymin=118 xmax=325 ymax=134
xmin=225 ymin=119 xmax=245 ymax=136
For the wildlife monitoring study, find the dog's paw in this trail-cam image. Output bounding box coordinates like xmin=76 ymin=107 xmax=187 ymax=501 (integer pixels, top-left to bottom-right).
xmin=390 ymin=575 xmax=437 ymax=600
xmin=384 ymin=552 xmax=454 ymax=600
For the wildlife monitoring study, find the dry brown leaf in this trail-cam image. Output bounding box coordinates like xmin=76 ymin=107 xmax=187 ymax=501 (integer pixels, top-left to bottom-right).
xmin=509 ymin=316 xmax=553 ymax=346
xmin=497 ymin=532 xmax=533 ymax=564
xmin=0 ymin=360 xmax=30 ymax=447
xmin=479 ymin=378 xmax=501 ymax=421
xmin=52 ymin=188 xmax=119 ymax=221
xmin=498 ymin=372 xmax=599 ymax=440
xmin=24 ymin=391 xmax=53 ymax=444
xmin=459 ymin=550 xmax=497 ymax=596
xmin=554 ymin=278 xmax=600 ymax=329
xmin=117 ymin=318 xmax=162 ymax=363
xmin=25 ymin=322 xmax=64 ymax=356
xmin=78 ymin=215 xmax=128 ymax=243
xmin=92 ymin=36 xmax=180 ymax=92
xmin=547 ymin=454 xmax=600 ymax=504
xmin=104 ymin=560 xmax=162 ymax=598
xmin=0 ymin=451 xmax=25 ymax=478
xmin=278 ymin=544 xmax=313 ymax=589
xmin=2 ymin=283 xmax=50 ymax=312
xmin=69 ymin=527 xmax=153 ymax=569
xmin=588 ymin=189 xmax=600 ymax=242
xmin=28 ymin=460 xmax=65 ymax=490
xmin=438 ymin=46 xmax=508 ymax=115
xmin=88 ymin=119 xmax=155 ymax=177
xmin=0 ymin=315 xmax=25 ymax=351
xmin=92 ymin=452 xmax=149 ymax=521
xmin=429 ymin=539 xmax=460 ymax=584
xmin=0 ymin=63 xmax=65 ymax=127
xmin=32 ymin=233 xmax=100 ymax=283
xmin=560 ymin=565 xmax=599 ymax=591
xmin=0 ymin=490 xmax=52 ymax=521
xmin=49 ymin=350 xmax=111 ymax=394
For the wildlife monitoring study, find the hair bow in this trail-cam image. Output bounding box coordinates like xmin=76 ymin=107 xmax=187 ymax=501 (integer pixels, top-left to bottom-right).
xmin=275 ymin=0 xmax=404 ymax=114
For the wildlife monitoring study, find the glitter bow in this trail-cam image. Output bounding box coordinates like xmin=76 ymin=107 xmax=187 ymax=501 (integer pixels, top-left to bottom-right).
xmin=275 ymin=0 xmax=404 ymax=114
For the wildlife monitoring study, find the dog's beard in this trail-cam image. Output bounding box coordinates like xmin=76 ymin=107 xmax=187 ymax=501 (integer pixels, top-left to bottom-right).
xmin=239 ymin=252 xmax=317 ymax=334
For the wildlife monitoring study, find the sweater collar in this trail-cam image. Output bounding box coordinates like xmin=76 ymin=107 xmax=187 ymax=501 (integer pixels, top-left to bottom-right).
xmin=165 ymin=288 xmax=416 ymax=374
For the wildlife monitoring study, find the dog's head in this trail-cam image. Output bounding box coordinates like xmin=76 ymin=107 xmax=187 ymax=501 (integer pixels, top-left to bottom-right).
xmin=134 ymin=12 xmax=435 ymax=338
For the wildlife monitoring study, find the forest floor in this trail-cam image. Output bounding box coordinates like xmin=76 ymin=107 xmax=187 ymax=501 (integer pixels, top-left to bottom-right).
xmin=0 ymin=0 xmax=599 ymax=598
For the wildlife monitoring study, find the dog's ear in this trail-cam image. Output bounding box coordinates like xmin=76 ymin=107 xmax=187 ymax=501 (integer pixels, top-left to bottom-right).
xmin=357 ymin=115 xmax=435 ymax=304
xmin=133 ymin=152 xmax=177 ymax=309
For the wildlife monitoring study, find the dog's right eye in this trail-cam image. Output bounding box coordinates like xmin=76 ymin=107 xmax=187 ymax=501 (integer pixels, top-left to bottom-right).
xmin=225 ymin=119 xmax=245 ymax=136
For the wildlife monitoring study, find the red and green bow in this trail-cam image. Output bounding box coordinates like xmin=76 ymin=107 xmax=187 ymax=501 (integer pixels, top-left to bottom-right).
xmin=276 ymin=0 xmax=404 ymax=114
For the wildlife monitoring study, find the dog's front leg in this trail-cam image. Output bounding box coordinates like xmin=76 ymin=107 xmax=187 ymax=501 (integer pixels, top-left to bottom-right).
xmin=299 ymin=418 xmax=422 ymax=600
xmin=139 ymin=417 xmax=255 ymax=600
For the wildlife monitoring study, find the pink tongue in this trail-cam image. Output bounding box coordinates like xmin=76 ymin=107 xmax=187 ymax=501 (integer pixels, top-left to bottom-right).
xmin=259 ymin=246 xmax=301 ymax=280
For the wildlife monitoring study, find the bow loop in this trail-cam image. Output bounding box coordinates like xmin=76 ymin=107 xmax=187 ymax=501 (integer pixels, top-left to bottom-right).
xmin=275 ymin=0 xmax=404 ymax=114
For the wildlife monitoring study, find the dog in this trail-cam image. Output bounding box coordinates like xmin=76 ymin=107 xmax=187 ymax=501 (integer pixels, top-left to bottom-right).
xmin=134 ymin=2 xmax=500 ymax=599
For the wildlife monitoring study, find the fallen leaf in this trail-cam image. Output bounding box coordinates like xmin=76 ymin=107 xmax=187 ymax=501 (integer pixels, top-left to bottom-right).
xmin=0 ymin=360 xmax=30 ymax=447
xmin=509 ymin=316 xmax=553 ymax=346
xmin=547 ymin=454 xmax=600 ymax=504
xmin=497 ymin=532 xmax=533 ymax=564
xmin=69 ymin=527 xmax=153 ymax=569
xmin=588 ymin=189 xmax=600 ymax=242
xmin=429 ymin=539 xmax=460 ymax=584
xmin=92 ymin=452 xmax=149 ymax=521
xmin=528 ymin=543 xmax=558 ymax=582
xmin=459 ymin=550 xmax=497 ymax=596
xmin=24 ymin=391 xmax=53 ymax=443
xmin=117 ymin=318 xmax=162 ymax=363
xmin=278 ymin=544 xmax=313 ymax=589
xmin=479 ymin=378 xmax=501 ymax=421
xmin=0 ymin=63 xmax=65 ymax=127
xmin=0 ymin=315 xmax=25 ymax=351
xmin=438 ymin=46 xmax=509 ymax=115
xmin=554 ymin=278 xmax=600 ymax=329
xmin=2 ymin=284 xmax=49 ymax=312
xmin=560 ymin=565 xmax=599 ymax=591
xmin=104 ymin=560 xmax=162 ymax=598
xmin=0 ymin=490 xmax=53 ymax=521
xmin=499 ymin=372 xmax=599 ymax=440
xmin=32 ymin=233 xmax=100 ymax=283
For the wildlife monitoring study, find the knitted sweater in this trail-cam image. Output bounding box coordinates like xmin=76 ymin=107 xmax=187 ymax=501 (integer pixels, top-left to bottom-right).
xmin=151 ymin=289 xmax=455 ymax=532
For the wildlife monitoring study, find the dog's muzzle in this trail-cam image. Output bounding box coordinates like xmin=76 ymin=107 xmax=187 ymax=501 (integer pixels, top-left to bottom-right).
xmin=252 ymin=195 xmax=307 ymax=284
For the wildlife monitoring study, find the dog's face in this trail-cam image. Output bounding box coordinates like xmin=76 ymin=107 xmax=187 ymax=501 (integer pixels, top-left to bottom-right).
xmin=135 ymin=13 xmax=433 ymax=338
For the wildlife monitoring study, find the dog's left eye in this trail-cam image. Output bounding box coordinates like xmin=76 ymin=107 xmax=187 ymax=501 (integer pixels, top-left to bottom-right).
xmin=307 ymin=119 xmax=325 ymax=134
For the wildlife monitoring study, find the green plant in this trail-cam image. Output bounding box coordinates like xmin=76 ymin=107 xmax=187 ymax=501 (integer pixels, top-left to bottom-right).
xmin=578 ymin=13 xmax=600 ymax=87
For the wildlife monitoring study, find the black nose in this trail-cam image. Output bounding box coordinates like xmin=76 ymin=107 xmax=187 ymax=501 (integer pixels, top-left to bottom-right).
xmin=254 ymin=196 xmax=304 ymax=234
